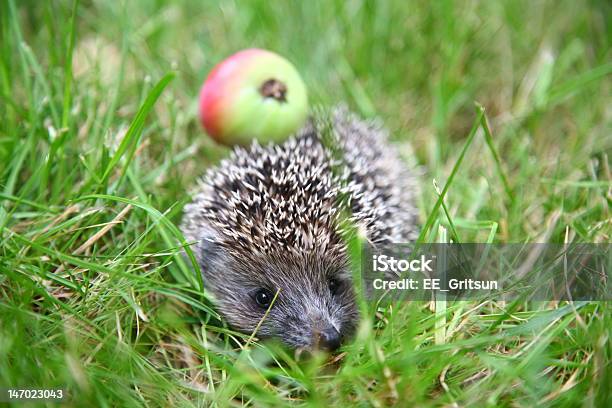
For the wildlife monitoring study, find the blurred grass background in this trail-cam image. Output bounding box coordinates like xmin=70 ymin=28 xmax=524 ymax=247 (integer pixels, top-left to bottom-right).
xmin=0 ymin=0 xmax=610 ymax=406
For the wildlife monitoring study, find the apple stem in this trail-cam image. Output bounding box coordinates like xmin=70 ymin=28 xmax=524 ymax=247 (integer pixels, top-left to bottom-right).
xmin=260 ymin=79 xmax=287 ymax=102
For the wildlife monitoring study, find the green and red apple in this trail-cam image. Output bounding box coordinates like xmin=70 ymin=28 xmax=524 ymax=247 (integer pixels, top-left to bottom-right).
xmin=199 ymin=48 xmax=308 ymax=145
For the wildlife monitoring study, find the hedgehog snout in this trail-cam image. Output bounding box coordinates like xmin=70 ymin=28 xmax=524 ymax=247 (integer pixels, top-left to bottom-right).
xmin=314 ymin=326 xmax=342 ymax=351
xmin=306 ymin=310 xmax=344 ymax=351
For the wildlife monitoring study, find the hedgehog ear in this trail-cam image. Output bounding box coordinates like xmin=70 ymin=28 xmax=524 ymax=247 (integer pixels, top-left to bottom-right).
xmin=199 ymin=235 xmax=220 ymax=262
xmin=195 ymin=227 xmax=227 ymax=276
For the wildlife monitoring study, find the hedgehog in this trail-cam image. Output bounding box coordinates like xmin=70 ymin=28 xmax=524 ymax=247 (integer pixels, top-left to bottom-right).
xmin=181 ymin=108 xmax=419 ymax=351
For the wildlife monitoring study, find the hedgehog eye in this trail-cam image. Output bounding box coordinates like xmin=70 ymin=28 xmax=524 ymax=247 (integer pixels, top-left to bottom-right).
xmin=253 ymin=288 xmax=274 ymax=309
xmin=328 ymin=278 xmax=341 ymax=296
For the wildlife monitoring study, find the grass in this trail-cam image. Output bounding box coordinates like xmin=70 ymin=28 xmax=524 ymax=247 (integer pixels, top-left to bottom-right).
xmin=0 ymin=0 xmax=610 ymax=406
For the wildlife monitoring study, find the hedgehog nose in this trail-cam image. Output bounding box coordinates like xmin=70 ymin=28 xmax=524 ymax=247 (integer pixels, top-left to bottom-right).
xmin=318 ymin=327 xmax=342 ymax=351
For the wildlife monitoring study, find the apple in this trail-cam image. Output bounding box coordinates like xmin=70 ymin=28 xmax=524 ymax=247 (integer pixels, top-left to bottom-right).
xmin=199 ymin=48 xmax=308 ymax=145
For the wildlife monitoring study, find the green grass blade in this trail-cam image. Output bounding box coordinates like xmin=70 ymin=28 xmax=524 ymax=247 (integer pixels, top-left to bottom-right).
xmin=417 ymin=105 xmax=484 ymax=242
xmin=74 ymin=194 xmax=203 ymax=292
xmin=101 ymin=72 xmax=175 ymax=185
xmin=480 ymin=110 xmax=513 ymax=205
xmin=61 ymin=0 xmax=79 ymax=130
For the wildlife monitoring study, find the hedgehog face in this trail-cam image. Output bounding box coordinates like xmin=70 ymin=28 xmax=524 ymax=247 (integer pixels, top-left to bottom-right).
xmin=198 ymin=237 xmax=359 ymax=351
